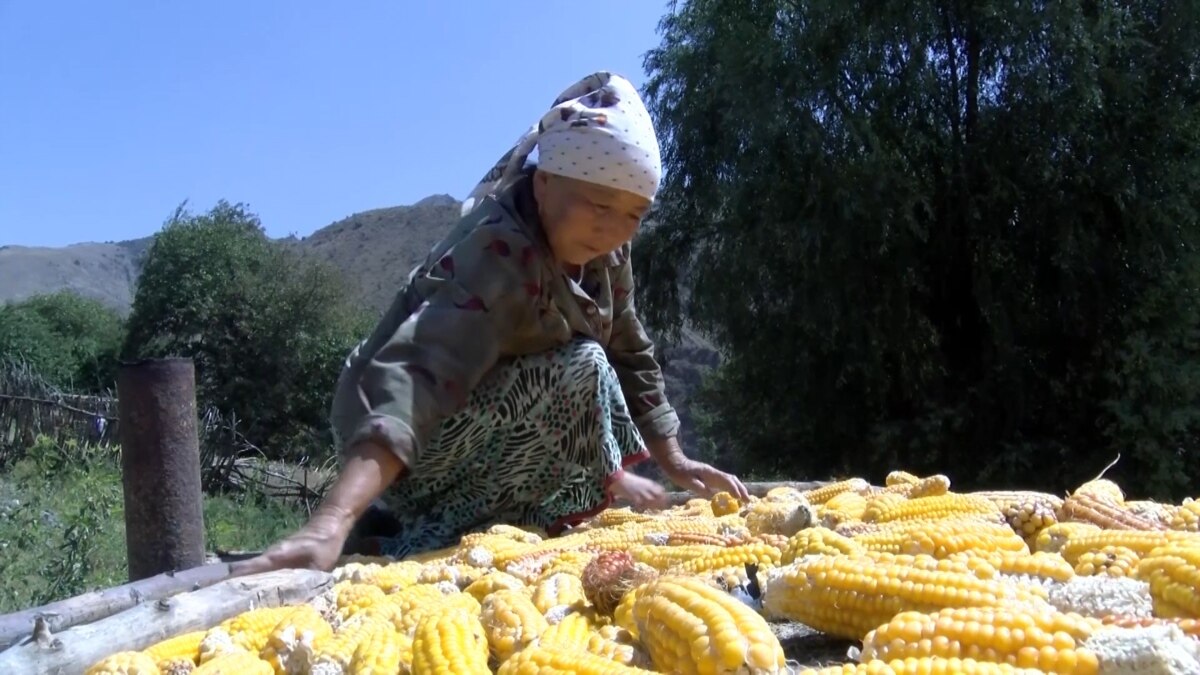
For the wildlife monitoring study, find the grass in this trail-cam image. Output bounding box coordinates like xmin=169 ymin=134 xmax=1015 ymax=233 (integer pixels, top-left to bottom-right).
xmin=0 ymin=435 xmax=306 ymax=614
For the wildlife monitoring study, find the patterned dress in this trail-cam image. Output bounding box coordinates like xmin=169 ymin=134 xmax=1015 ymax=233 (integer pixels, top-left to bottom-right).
xmin=330 ymin=168 xmax=679 ymax=558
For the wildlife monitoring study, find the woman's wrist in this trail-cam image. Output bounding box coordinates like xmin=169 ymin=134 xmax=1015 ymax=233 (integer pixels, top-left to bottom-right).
xmin=311 ymin=440 xmax=406 ymax=535
xmin=645 ymin=435 xmax=688 ymax=470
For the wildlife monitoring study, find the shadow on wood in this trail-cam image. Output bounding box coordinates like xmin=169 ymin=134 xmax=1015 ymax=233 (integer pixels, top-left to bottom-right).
xmin=0 ymin=569 xmax=333 ymax=675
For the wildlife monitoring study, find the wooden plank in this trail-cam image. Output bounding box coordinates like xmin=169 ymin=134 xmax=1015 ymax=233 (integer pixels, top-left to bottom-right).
xmin=0 ymin=568 xmax=333 ymax=675
xmin=0 ymin=562 xmax=238 ymax=651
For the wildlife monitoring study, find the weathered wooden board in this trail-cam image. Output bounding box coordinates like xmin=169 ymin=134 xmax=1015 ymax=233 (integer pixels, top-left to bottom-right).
xmin=0 ymin=562 xmax=238 ymax=651
xmin=0 ymin=568 xmax=332 ymax=675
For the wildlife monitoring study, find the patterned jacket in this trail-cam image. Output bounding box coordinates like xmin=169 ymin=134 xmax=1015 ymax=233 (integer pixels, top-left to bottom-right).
xmin=329 ymin=169 xmax=680 ymax=469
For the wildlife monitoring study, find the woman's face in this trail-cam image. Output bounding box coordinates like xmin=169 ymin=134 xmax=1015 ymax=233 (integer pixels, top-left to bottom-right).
xmin=532 ymin=170 xmax=651 ymax=266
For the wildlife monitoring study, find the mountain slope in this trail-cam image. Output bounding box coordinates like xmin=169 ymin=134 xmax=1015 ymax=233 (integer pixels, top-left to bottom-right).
xmin=0 ymin=238 xmax=152 ymax=316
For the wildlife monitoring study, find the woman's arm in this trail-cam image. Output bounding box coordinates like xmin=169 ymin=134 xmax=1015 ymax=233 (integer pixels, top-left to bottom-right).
xmin=229 ymin=440 xmax=406 ymax=576
xmin=603 ymin=244 xmax=682 ymax=442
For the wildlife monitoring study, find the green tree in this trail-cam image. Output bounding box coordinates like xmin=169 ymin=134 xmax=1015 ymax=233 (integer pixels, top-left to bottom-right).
xmin=0 ymin=291 xmax=124 ymax=391
xmin=123 ymin=201 xmax=374 ymax=459
xmin=636 ymin=0 xmax=1200 ymax=497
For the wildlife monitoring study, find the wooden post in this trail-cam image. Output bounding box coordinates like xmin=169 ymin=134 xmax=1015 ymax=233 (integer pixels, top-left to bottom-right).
xmin=117 ymin=358 xmax=206 ymax=582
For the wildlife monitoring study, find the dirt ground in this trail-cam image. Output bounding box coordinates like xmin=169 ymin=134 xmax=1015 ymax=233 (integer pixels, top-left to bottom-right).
xmin=773 ymin=622 xmax=857 ymax=670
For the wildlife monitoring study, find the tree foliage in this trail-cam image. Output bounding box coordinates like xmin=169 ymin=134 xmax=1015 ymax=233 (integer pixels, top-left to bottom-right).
xmin=636 ymin=0 xmax=1200 ymax=497
xmin=123 ymin=201 xmax=375 ymax=459
xmin=0 ymin=291 xmax=124 ymax=392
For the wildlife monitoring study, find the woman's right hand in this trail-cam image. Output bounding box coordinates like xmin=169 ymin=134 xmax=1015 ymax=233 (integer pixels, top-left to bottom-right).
xmin=229 ymin=512 xmax=351 ymax=577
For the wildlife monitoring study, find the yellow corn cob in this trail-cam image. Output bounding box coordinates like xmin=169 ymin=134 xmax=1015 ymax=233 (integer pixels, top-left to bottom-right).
xmin=670 ymin=541 xmax=782 ymax=575
xmin=885 ymin=470 xmax=921 ymax=486
xmin=590 ymin=507 xmax=654 ymax=527
xmin=781 ymin=526 xmax=865 ymax=563
xmin=863 ymin=551 xmax=1000 ymax=581
xmin=308 ymin=614 xmax=392 ymax=675
xmin=612 ymin=585 xmax=642 ymax=639
xmin=971 ymin=491 xmax=1064 ymax=539
xmin=410 ymin=608 xmax=492 ymax=675
xmin=586 ymin=624 xmax=652 ymax=669
xmin=1033 ymin=522 xmax=1101 ymax=553
xmin=334 ymin=560 xmax=422 ymax=591
xmin=947 ymin=550 xmax=1075 ymax=583
xmin=259 ymin=604 xmax=334 ymax=675
xmin=395 ymin=591 xmax=482 ymax=636
xmin=710 ymin=564 xmax=752 ymax=591
xmin=382 ymin=581 xmax=451 ymax=616
xmin=1072 ymin=478 xmax=1124 ymax=503
xmin=198 ymin=606 xmax=294 ymax=662
xmin=496 ymin=643 xmax=658 ymax=674
xmin=1125 ymin=500 xmax=1177 ymax=528
xmin=1073 ymin=545 xmax=1140 ymax=578
xmin=763 ymin=486 xmax=807 ymax=503
xmin=709 ymin=490 xmax=741 ymax=516
xmin=880 ymin=474 xmax=952 ymax=499
xmin=852 ymin=518 xmax=1029 ymax=558
xmin=346 ymin=622 xmax=406 ymax=675
xmin=759 ymin=554 xmax=1049 ymax=640
xmin=1061 ymin=493 xmax=1164 ymax=531
xmin=745 ymin=500 xmax=815 ymax=536
xmin=819 ymin=490 xmax=869 ymax=527
xmin=464 ymin=570 xmax=527 ymax=602
xmin=1138 ymin=542 xmax=1200 ymax=618
xmin=661 ymin=531 xmax=747 ymax=547
xmin=532 ymin=572 xmax=589 ymax=615
xmin=803 ymin=478 xmax=870 ymax=505
xmin=144 ymin=630 xmax=204 ymax=666
xmin=480 ymin=588 xmax=551 ymax=662
xmin=416 ymin=562 xmax=482 ymax=588
xmin=535 ymin=610 xmax=593 ymax=649
xmin=631 ymin=575 xmax=788 ymax=675
xmin=862 ymin=492 xmax=1002 ymax=524
xmin=400 ymin=543 xmax=460 ymax=564
xmin=1099 ymin=614 xmax=1200 ymax=638
xmin=157 ymin=658 xmax=195 ymax=675
xmin=799 ymin=658 xmax=1048 ymax=674
xmin=481 ymin=523 xmax=546 ymax=543
xmin=331 ymin=582 xmax=387 ymax=622
xmin=536 ymin=550 xmax=599 ymax=580
xmin=1058 ymin=530 xmax=1200 ymax=564
xmin=193 ymin=650 xmax=273 ymax=675
xmin=859 ymin=606 xmax=1101 ymax=673
xmin=629 ymin=543 xmax=727 ymax=570
xmin=85 ymin=651 xmax=161 ymax=675
xmin=1170 ymin=499 xmax=1200 ymax=531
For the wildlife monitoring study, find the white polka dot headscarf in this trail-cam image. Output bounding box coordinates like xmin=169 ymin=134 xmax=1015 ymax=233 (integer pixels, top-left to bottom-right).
xmin=461 ymin=72 xmax=662 ymax=216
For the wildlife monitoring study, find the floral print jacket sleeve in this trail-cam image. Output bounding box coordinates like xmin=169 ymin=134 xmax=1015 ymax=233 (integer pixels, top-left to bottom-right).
xmin=330 ymin=209 xmax=541 ymax=470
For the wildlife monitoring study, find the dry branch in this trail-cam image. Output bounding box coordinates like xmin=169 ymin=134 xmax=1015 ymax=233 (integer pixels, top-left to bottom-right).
xmin=0 ymin=563 xmax=239 ymax=651
xmin=0 ymin=568 xmax=333 ymax=675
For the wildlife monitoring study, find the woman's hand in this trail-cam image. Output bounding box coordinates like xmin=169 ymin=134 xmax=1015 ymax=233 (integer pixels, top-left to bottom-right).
xmin=645 ymin=436 xmax=750 ymax=501
xmin=609 ymin=470 xmax=669 ymax=510
xmin=229 ymin=511 xmax=350 ymax=576
xmin=230 ymin=439 xmax=405 ymax=578
xmin=660 ymin=457 xmax=749 ymax=501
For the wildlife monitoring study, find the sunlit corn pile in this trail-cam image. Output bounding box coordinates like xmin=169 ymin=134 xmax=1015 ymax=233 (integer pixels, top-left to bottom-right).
xmin=86 ymin=472 xmax=1200 ymax=674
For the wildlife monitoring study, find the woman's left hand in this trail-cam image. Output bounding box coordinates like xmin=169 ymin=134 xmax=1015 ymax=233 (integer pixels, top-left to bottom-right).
xmin=661 ymin=457 xmax=750 ymax=502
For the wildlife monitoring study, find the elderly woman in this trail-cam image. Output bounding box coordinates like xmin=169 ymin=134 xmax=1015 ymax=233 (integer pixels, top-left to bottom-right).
xmin=236 ymin=72 xmax=747 ymax=575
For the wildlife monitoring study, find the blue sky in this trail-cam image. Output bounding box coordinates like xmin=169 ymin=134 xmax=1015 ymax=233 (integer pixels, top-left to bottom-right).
xmin=0 ymin=1 xmax=669 ymax=247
